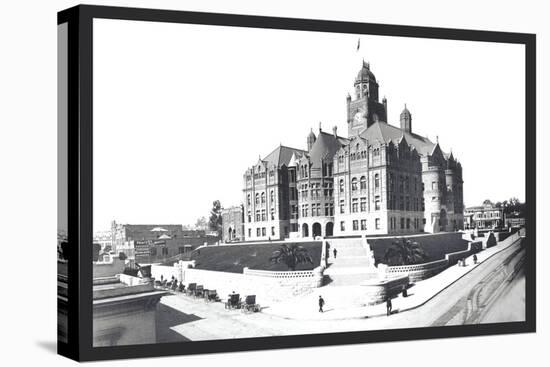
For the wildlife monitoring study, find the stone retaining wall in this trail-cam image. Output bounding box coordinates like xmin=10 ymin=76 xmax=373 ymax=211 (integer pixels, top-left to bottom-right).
xmin=382 ymin=235 xmax=510 ymax=283
xmin=384 ymin=259 xmax=449 ymax=283
xmin=151 ymin=262 xmax=324 ymax=303
xmin=361 ymin=275 xmax=410 ymax=305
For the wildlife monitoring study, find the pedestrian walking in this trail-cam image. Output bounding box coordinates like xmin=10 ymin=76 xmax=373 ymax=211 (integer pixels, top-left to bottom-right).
xmin=333 ymin=248 xmax=337 ymax=259
xmin=318 ymin=295 xmax=325 ymax=313
xmin=386 ymin=298 xmax=392 ymax=316
xmin=473 ymin=254 xmax=478 ymax=264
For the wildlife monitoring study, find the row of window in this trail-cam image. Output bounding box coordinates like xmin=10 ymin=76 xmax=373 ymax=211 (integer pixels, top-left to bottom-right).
xmin=388 ymin=195 xmax=424 ymax=211
xmin=389 ymin=173 xmax=421 ymax=194
xmin=246 ymin=169 xmax=276 ymax=182
xmin=247 ymin=208 xmax=276 ymax=223
xmin=247 ymin=190 xmax=276 ymax=206
xmin=299 ymin=182 xmax=334 ymax=200
xmin=248 ymin=195 xmax=423 ymax=221
xmin=388 ymin=217 xmax=425 ymax=230
xmin=337 ymin=146 xmax=381 ymax=163
xmin=474 ymin=212 xmax=501 ymax=219
xmin=300 ymin=203 xmax=335 ymax=217
xmin=247 ymin=226 xmax=288 ymax=238
xmin=340 ymin=218 xmax=380 ymax=231
xmin=338 ymin=173 xmax=383 ymax=194
xmin=338 ymin=217 xmax=425 ymax=233
xmin=247 ymin=227 xmax=276 ymax=238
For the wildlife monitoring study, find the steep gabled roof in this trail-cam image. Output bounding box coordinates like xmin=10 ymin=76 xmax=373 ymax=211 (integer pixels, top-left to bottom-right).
xmin=308 ymin=131 xmax=347 ymax=168
xmin=360 ymin=121 xmax=437 ymax=155
xmin=263 ymin=145 xmax=307 ymax=168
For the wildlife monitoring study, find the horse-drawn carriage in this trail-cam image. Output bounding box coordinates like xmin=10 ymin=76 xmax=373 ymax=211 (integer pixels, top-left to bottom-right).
xmin=193 ymin=285 xmax=204 ymax=298
xmin=185 ymin=282 xmax=197 ymax=295
xmin=225 ymin=293 xmax=241 ymax=309
xmin=204 ymin=289 xmax=220 ymax=302
xmin=241 ymin=295 xmax=260 ymax=313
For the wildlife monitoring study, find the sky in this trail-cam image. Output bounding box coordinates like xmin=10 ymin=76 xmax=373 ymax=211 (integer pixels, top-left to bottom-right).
xmin=93 ymin=18 xmax=525 ymax=231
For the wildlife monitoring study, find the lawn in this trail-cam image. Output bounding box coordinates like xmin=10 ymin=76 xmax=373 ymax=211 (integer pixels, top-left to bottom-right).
xmin=368 ymin=233 xmax=470 ymax=265
xmin=185 ymin=241 xmax=323 ymax=274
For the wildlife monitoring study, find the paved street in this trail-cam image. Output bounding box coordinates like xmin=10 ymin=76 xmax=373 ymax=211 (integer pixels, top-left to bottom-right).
xmin=374 ymin=237 xmax=526 ymax=328
xmin=156 ymin=236 xmax=526 ymax=342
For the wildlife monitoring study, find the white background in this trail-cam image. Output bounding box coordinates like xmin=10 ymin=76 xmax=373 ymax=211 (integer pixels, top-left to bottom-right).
xmin=93 ymin=17 xmax=524 ymax=231
xmin=0 ymin=0 xmax=547 ymax=366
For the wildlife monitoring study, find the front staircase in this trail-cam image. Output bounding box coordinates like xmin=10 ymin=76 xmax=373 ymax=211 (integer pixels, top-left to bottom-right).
xmin=323 ymin=238 xmax=378 ymax=286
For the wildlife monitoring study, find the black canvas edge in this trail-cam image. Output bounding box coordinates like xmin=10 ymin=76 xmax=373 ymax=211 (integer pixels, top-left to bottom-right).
xmin=57 ymin=5 xmax=81 ymax=361
xmin=56 ymin=4 xmax=537 ymax=362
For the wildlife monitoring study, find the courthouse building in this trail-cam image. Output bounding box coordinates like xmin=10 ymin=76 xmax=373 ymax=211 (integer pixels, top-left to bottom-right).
xmin=238 ymin=61 xmax=464 ymax=241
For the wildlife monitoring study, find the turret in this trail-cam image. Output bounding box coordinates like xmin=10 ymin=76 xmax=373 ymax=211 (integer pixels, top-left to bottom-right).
xmin=307 ymin=129 xmax=316 ymax=151
xmin=400 ymin=104 xmax=412 ymax=133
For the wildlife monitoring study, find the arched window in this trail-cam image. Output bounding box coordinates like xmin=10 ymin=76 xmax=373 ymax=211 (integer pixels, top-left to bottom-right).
xmin=247 ymin=194 xmax=251 ymax=206
xmin=270 ymin=190 xmax=274 ymax=204
xmin=261 ymin=192 xmax=266 ymax=204
xmin=375 ymin=173 xmax=380 ymax=190
xmin=255 ymin=193 xmax=259 ymax=204
xmin=360 ymin=176 xmax=367 ymax=190
xmin=352 ymin=177 xmax=358 ymax=191
xmin=339 ymin=179 xmax=344 ymax=193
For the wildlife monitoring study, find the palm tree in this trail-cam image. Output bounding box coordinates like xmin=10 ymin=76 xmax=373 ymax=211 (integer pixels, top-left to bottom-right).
xmin=383 ymin=238 xmax=429 ymax=266
xmin=269 ymin=244 xmax=314 ymax=271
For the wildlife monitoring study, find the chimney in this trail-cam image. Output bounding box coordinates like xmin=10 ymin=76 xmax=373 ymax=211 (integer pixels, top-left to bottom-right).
xmin=333 ymin=126 xmax=338 ymax=137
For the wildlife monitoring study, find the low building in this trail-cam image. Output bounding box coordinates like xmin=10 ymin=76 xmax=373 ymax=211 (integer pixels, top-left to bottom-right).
xmin=464 ymin=203 xmax=504 ymax=229
xmin=111 ymin=221 xmax=218 ymax=263
xmin=111 ymin=222 xmax=187 ymax=253
xmin=221 ymin=205 xmax=245 ymax=242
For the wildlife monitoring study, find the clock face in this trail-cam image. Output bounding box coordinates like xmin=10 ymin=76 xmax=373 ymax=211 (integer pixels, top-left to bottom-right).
xmin=353 ymin=109 xmax=366 ymax=126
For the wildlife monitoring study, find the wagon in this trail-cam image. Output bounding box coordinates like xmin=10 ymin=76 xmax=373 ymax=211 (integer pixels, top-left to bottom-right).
xmin=194 ymin=285 xmax=204 ymax=298
xmin=204 ymin=289 xmax=219 ymax=302
xmin=185 ymin=283 xmax=196 ymax=295
xmin=241 ymin=295 xmax=260 ymax=313
xmin=225 ymin=293 xmax=241 ymax=309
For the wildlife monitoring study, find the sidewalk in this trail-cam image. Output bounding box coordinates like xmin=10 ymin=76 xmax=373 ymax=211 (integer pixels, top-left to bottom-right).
xmin=262 ymin=233 xmax=523 ymax=321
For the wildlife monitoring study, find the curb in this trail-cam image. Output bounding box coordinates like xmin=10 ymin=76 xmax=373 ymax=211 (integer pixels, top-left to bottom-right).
xmin=264 ymin=234 xmax=524 ymax=321
xmin=390 ymin=235 xmax=524 ymax=316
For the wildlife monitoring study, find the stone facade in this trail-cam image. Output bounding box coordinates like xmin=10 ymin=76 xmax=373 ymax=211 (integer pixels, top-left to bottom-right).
xmin=242 ymin=146 xmax=304 ymax=241
xmin=237 ymin=62 xmax=464 ymax=240
xmin=221 ymin=205 xmax=245 ymax=242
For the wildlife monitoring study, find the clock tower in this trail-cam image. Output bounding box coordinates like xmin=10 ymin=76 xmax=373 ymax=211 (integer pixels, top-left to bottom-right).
xmin=347 ymin=61 xmax=388 ymax=136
